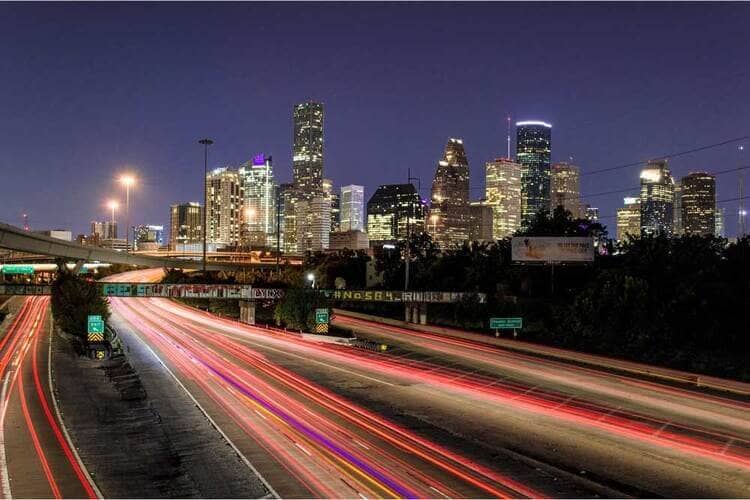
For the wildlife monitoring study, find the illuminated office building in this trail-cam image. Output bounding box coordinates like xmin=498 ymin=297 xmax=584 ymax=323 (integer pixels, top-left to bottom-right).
xmin=550 ymin=161 xmax=581 ymax=217
xmin=485 ymin=157 xmax=522 ymax=239
xmin=639 ymin=159 xmax=674 ymax=237
xmin=169 ymin=202 xmax=203 ymax=250
xmin=516 ymin=121 xmax=552 ymax=225
xmin=429 ymin=138 xmax=470 ymax=247
xmin=468 ymin=201 xmax=494 ymax=242
xmin=680 ymin=172 xmax=715 ymax=236
xmin=340 ymin=185 xmax=365 ymax=232
xmin=616 ymin=197 xmax=641 ymax=242
xmin=206 ymin=167 xmax=242 ymax=246
xmin=293 ymin=101 xmax=324 ymax=199
xmin=239 ymin=154 xmax=276 ymax=247
xmin=367 ymin=184 xmax=425 ymax=242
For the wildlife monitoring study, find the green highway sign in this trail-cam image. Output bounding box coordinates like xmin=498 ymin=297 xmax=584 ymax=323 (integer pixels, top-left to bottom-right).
xmin=87 ymin=315 xmax=105 ymax=335
xmin=1 ymin=265 xmax=34 ymax=275
xmin=489 ymin=317 xmax=523 ymax=330
xmin=315 ymin=308 xmax=329 ymax=325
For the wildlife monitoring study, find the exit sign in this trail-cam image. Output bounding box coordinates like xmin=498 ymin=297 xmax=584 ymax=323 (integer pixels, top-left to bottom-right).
xmin=315 ymin=308 xmax=329 ymax=325
xmin=490 ymin=317 xmax=523 ymax=330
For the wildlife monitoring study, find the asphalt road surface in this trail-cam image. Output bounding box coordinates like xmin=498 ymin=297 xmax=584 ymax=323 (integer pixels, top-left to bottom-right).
xmin=110 ymin=294 xmax=749 ymax=497
xmin=0 ymin=296 xmax=97 ymax=499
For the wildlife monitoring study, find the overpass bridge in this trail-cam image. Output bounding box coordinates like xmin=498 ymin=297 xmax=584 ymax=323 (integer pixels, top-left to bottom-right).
xmin=0 ymin=222 xmax=291 ymax=271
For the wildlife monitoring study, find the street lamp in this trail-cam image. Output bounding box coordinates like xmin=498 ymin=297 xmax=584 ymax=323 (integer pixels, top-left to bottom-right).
xmin=199 ymin=138 xmax=214 ymax=273
xmin=306 ymin=272 xmax=315 ymax=289
xmin=119 ymin=174 xmax=136 ymax=252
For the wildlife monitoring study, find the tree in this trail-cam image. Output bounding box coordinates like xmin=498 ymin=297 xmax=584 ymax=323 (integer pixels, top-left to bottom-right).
xmin=51 ymin=269 xmax=110 ymax=339
xmin=273 ymin=289 xmax=330 ymax=331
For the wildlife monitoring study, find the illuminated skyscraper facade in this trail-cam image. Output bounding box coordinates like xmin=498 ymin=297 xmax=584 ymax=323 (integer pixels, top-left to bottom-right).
xmin=516 ymin=121 xmax=552 ymax=225
xmin=367 ymin=184 xmax=425 ymax=242
xmin=206 ymin=167 xmax=242 ymax=246
xmin=239 ymin=154 xmax=276 ymax=247
xmin=484 ymin=158 xmax=522 ymax=239
xmin=169 ymin=202 xmax=203 ymax=250
xmin=680 ymin=172 xmax=715 ymax=236
xmin=278 ymin=183 xmax=301 ymax=254
xmin=468 ymin=201 xmax=494 ymax=242
xmin=429 ymin=138 xmax=470 ymax=247
xmin=296 ymin=196 xmax=331 ymax=252
xmin=639 ymin=159 xmax=674 ymax=237
xmin=340 ymin=185 xmax=365 ymax=232
xmin=293 ymin=101 xmax=324 ymax=199
xmin=616 ymin=197 xmax=641 ymax=242
xmin=550 ymin=162 xmax=581 ymax=217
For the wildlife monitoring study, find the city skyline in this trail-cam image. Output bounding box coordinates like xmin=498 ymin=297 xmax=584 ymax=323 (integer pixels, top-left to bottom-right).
xmin=1 ymin=3 xmax=749 ymax=238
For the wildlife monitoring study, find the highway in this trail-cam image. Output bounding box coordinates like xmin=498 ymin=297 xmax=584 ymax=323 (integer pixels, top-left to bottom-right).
xmin=0 ymin=296 xmax=97 ymax=499
xmin=108 ymin=290 xmax=750 ymax=497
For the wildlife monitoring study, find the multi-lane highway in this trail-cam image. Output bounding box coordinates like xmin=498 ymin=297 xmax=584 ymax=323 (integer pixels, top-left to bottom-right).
xmin=106 ymin=283 xmax=750 ymax=497
xmin=0 ymin=296 xmax=97 ymax=499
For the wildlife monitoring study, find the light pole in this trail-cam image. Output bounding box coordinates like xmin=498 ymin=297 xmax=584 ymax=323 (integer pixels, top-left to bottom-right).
xmin=739 ymin=145 xmax=745 ymax=237
xmin=107 ymin=200 xmax=118 ymax=224
xmin=119 ymin=175 xmax=136 ymax=252
xmin=405 ymin=170 xmax=420 ymax=291
xmin=306 ymin=272 xmax=315 ymax=289
xmin=199 ymin=138 xmax=214 ymax=272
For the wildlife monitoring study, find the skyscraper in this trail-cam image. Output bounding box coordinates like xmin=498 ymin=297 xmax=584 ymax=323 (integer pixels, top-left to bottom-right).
xmin=323 ymin=178 xmax=339 ymax=233
xmin=550 ymin=161 xmax=581 ymax=217
xmin=134 ymin=225 xmax=164 ymax=251
xmin=367 ymin=184 xmax=425 ymax=242
xmin=680 ymin=172 xmax=716 ymax=236
xmin=468 ymin=201 xmax=494 ymax=242
xmin=169 ymin=202 xmax=203 ymax=250
xmin=295 ymin=196 xmax=331 ymax=252
xmin=673 ymin=180 xmax=683 ymax=236
xmin=91 ymin=220 xmax=117 ymax=240
xmin=206 ymin=167 xmax=242 ymax=246
xmin=639 ymin=159 xmax=674 ymax=237
xmin=516 ymin=121 xmax=552 ymax=225
xmin=429 ymin=138 xmax=470 ymax=247
xmin=715 ymin=203 xmax=725 ymax=237
xmin=239 ymin=154 xmax=276 ymax=247
xmin=277 ymin=183 xmax=301 ymax=254
xmin=293 ymin=101 xmax=324 ymax=199
xmin=484 ymin=157 xmax=522 ymax=239
xmin=616 ymin=197 xmax=641 ymax=242
xmin=340 ymin=185 xmax=365 ymax=232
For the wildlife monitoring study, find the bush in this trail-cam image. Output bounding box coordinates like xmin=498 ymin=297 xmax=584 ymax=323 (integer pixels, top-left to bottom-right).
xmin=274 ymin=289 xmax=330 ymax=332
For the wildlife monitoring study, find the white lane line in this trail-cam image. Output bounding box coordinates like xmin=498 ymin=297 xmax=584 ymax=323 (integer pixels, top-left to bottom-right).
xmin=47 ymin=314 xmax=103 ymax=498
xmin=0 ymin=372 xmax=13 ymax=499
xmin=121 ymin=319 xmax=280 ymax=499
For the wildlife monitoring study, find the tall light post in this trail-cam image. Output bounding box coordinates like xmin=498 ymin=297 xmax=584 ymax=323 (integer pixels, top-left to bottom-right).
xmin=119 ymin=175 xmax=136 ymax=252
xmin=107 ymin=200 xmax=119 ymax=224
xmin=306 ymin=272 xmax=315 ymax=289
xmin=199 ymin=138 xmax=214 ymax=272
xmin=739 ymin=145 xmax=745 ymax=237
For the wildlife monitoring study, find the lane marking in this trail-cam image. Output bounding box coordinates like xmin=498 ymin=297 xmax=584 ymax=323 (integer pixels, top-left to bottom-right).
xmin=119 ymin=317 xmax=279 ymax=499
xmin=0 ymin=372 xmax=13 ymax=499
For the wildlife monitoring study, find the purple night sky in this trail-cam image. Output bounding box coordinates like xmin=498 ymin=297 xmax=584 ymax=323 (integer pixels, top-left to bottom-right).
xmin=1 ymin=2 xmax=748 ymax=237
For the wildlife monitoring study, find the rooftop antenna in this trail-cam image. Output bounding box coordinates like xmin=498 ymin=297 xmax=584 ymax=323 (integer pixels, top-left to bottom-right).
xmin=506 ymin=115 xmax=511 ymax=159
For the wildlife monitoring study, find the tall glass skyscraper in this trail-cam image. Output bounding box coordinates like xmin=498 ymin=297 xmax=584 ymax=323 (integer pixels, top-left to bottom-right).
xmin=550 ymin=161 xmax=581 ymax=217
xmin=429 ymin=138 xmax=470 ymax=247
xmin=680 ymin=172 xmax=715 ymax=236
xmin=239 ymin=154 xmax=276 ymax=247
xmin=516 ymin=121 xmax=552 ymax=226
xmin=340 ymin=185 xmax=365 ymax=232
xmin=639 ymin=159 xmax=674 ymax=237
xmin=293 ymin=101 xmax=324 ymax=199
xmin=485 ymin=157 xmax=522 ymax=239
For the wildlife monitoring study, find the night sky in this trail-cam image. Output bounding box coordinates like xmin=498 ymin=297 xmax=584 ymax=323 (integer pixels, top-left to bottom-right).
xmin=1 ymin=2 xmax=748 ymax=238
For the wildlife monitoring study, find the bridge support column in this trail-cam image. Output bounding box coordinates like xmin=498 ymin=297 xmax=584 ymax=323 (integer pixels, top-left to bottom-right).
xmin=405 ymin=304 xmax=412 ymax=322
xmin=418 ymin=303 xmax=427 ymax=325
xmin=71 ymin=259 xmax=85 ymax=274
xmin=239 ymin=300 xmax=256 ymax=325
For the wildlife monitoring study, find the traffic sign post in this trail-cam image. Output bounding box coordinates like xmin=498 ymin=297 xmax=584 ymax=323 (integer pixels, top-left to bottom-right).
xmin=315 ymin=308 xmax=329 ymax=334
xmin=87 ymin=315 xmax=105 ymax=342
xmin=489 ymin=317 xmax=522 ymax=338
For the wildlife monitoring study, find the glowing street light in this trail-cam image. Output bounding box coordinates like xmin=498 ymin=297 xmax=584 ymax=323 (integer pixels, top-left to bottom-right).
xmin=118 ymin=174 xmax=137 ymax=252
xmin=306 ymin=272 xmax=316 ymax=289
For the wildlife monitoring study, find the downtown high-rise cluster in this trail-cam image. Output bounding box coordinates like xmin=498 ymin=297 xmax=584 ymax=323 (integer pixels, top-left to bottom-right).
xmin=161 ymin=108 xmax=729 ymax=257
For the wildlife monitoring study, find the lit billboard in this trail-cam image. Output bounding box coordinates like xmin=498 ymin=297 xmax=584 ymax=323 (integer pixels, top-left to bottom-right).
xmin=511 ymin=237 xmax=595 ymax=263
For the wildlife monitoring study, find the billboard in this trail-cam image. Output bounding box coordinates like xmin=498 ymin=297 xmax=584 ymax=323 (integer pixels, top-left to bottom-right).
xmin=511 ymin=237 xmax=594 ymax=263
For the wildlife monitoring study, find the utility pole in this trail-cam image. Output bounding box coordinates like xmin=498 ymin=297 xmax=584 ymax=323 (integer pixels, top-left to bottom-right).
xmin=276 ymin=192 xmax=282 ymax=276
xmin=199 ymin=138 xmax=214 ymax=273
xmin=739 ymin=145 xmax=746 ymax=237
